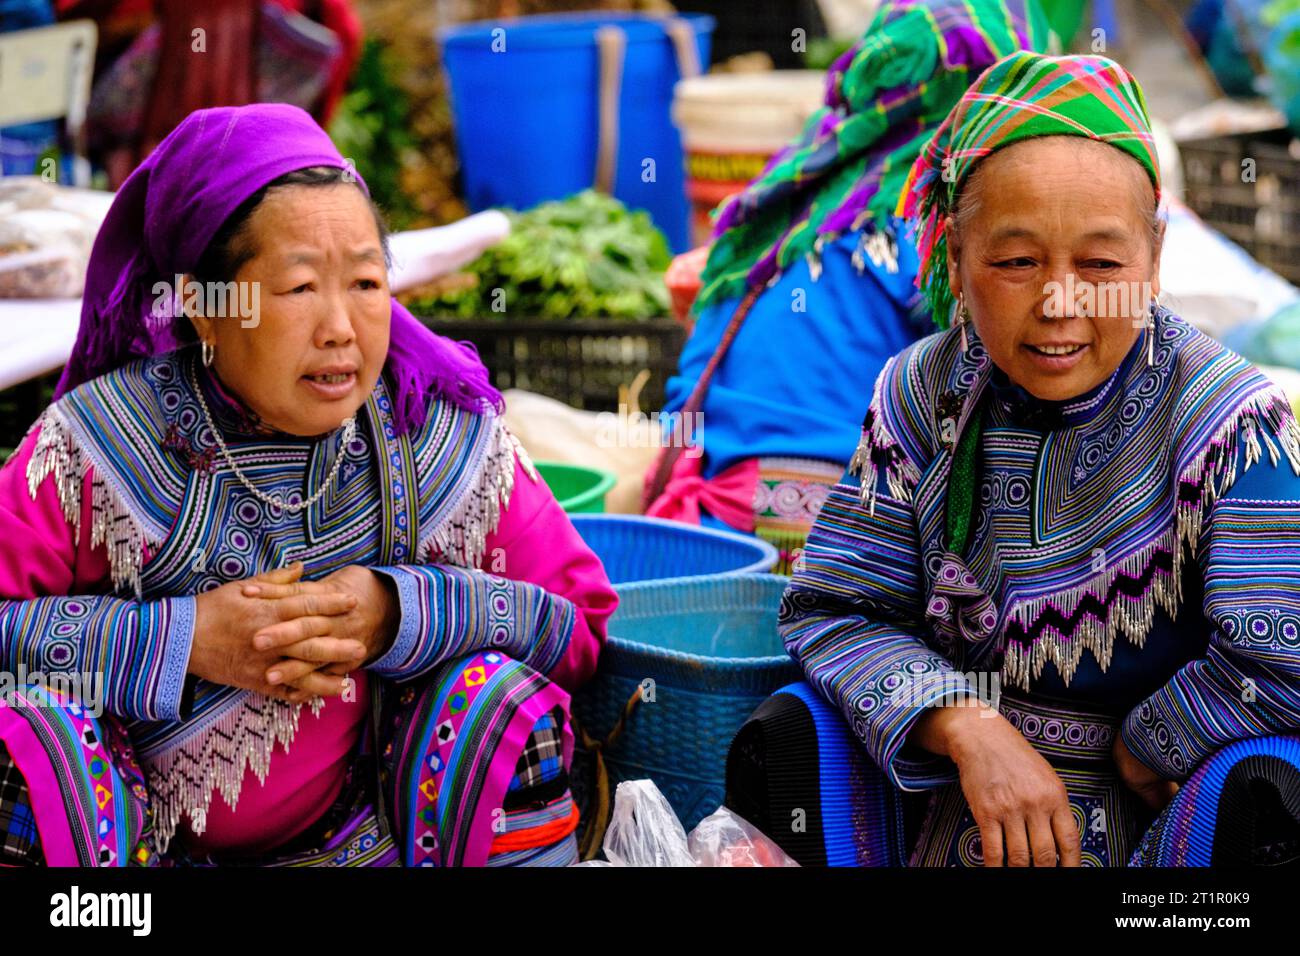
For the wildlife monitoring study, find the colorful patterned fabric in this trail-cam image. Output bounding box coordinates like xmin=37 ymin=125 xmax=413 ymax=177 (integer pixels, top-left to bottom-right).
xmin=507 ymin=707 xmax=567 ymax=794
xmin=11 ymin=344 xmax=543 ymax=854
xmin=908 ymin=693 xmax=1154 ymax=866
xmin=0 ymin=684 xmax=157 ymax=867
xmin=729 ymin=687 xmax=1300 ymax=867
xmin=780 ymin=310 xmax=1300 ymax=864
xmin=487 ymin=794 xmax=581 ymax=862
xmin=727 ymin=681 xmax=911 ymax=866
xmin=752 ymin=457 xmax=841 ymax=575
xmin=694 ymin=0 xmax=1051 ymax=313
xmin=0 ymin=743 xmax=44 ymax=865
xmin=1130 ymin=734 xmax=1300 ymax=866
xmin=486 ymin=831 xmax=579 ymax=867
xmin=898 ymin=50 xmax=1162 ymax=326
xmin=0 ymin=595 xmax=191 ymax=721
xmin=0 ymin=654 xmax=579 ymax=867
xmin=386 ymin=650 xmax=571 ymax=867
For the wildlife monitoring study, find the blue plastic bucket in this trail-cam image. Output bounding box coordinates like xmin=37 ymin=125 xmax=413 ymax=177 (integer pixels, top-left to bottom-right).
xmin=0 ymin=122 xmax=58 ymax=177
xmin=570 ymin=513 xmax=777 ymax=585
xmin=571 ymin=574 xmax=801 ymax=833
xmin=439 ymin=12 xmax=714 ymax=252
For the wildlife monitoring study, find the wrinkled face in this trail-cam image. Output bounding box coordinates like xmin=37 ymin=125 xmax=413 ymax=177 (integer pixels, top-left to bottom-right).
xmin=189 ymin=183 xmax=390 ymax=436
xmin=947 ymin=137 xmax=1163 ymax=401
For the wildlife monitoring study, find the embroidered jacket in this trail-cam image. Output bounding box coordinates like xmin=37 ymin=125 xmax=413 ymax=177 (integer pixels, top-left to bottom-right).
xmin=0 ymin=345 xmax=614 ymax=849
xmin=780 ymin=309 xmax=1300 ymax=789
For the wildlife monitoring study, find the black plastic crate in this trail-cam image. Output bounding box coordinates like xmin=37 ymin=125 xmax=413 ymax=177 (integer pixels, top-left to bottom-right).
xmin=1179 ymin=127 xmax=1300 ymax=285
xmin=677 ymin=0 xmax=827 ymax=68
xmin=421 ymin=317 xmax=687 ymax=412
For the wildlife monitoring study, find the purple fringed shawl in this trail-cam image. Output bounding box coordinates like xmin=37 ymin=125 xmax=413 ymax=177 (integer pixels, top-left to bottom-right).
xmin=53 ymin=103 xmax=503 ymax=434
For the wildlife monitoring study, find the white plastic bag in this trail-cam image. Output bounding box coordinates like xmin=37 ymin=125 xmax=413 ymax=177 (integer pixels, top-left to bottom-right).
xmin=0 ymin=179 xmax=113 ymax=299
xmin=688 ymin=806 xmax=799 ymax=867
xmin=600 ymin=779 xmax=696 ymax=867
xmin=572 ymin=779 xmax=798 ymax=866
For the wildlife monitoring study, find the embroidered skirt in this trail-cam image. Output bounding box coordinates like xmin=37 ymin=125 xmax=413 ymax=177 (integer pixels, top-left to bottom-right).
xmin=0 ymin=651 xmax=579 ymax=867
xmin=752 ymin=457 xmax=840 ymax=576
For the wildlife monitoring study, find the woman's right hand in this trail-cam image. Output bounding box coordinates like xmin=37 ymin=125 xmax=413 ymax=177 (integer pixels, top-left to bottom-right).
xmin=912 ymin=704 xmax=1082 ymax=867
xmin=188 ymin=562 xmax=366 ymax=703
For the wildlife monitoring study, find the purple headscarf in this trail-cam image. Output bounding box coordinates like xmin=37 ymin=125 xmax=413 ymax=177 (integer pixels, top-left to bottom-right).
xmin=54 ymin=103 xmax=503 ymax=434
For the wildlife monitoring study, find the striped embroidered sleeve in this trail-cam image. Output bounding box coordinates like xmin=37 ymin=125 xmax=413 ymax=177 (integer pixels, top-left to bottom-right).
xmin=779 ymin=465 xmax=976 ymax=791
xmin=0 ymin=597 xmax=195 ymax=722
xmin=0 ymin=422 xmax=195 ymax=722
xmin=1120 ymin=449 xmax=1300 ymax=781
xmin=365 ymin=451 xmax=617 ymax=685
xmin=363 ymin=564 xmax=576 ymax=683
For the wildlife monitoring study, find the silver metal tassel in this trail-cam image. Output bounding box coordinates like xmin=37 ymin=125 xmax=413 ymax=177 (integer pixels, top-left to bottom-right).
xmin=145 ymin=693 xmax=324 ymax=853
xmin=24 ymin=407 xmax=153 ymax=597
xmin=1001 ymin=387 xmax=1300 ymax=692
xmin=847 ymin=361 xmax=921 ymax=517
xmin=422 ymin=416 xmax=529 ymax=568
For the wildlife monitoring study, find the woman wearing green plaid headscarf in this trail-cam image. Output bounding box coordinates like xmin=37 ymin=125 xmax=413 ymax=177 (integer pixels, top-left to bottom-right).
xmin=759 ymin=50 xmax=1300 ymax=869
xmin=899 ymin=50 xmax=1162 ymax=334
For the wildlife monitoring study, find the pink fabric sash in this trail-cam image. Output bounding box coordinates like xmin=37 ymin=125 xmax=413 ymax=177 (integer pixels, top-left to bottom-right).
xmin=645 ymin=450 xmax=758 ymax=532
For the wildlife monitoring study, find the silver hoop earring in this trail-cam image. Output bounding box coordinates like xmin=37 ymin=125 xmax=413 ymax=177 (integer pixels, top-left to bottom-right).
xmin=201 ymin=340 xmax=215 ymax=367
xmin=955 ymin=293 xmax=970 ymax=353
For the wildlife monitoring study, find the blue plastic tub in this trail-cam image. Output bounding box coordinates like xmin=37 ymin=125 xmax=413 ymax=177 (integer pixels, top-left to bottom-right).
xmin=570 ymin=513 xmax=776 ymax=584
xmin=439 ymin=12 xmax=713 ymax=252
xmin=571 ymin=574 xmax=801 ymax=833
xmin=0 ymin=122 xmax=58 ymax=177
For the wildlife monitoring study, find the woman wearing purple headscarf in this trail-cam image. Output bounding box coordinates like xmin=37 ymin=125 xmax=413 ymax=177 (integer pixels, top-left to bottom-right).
xmin=0 ymin=104 xmax=618 ymax=866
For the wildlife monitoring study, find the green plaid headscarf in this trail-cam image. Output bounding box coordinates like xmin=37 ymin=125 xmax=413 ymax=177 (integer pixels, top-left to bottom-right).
xmin=899 ymin=50 xmax=1161 ymax=327
xmin=693 ymin=0 xmax=1052 ymax=313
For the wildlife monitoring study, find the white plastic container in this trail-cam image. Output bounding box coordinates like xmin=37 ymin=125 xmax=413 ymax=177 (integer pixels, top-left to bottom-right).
xmin=672 ymin=71 xmax=825 ymax=246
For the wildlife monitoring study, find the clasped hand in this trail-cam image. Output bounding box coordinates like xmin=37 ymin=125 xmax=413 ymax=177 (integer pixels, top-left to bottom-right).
xmin=188 ymin=561 xmax=399 ymax=704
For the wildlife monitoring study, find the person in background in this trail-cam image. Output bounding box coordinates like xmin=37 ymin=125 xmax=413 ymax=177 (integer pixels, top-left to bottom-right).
xmin=644 ymin=0 xmax=1054 ymax=574
xmin=59 ymin=0 xmax=361 ymax=187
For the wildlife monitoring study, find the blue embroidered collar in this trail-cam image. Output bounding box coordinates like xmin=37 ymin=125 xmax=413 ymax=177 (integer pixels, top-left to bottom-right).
xmin=987 ymin=326 xmax=1148 ymax=431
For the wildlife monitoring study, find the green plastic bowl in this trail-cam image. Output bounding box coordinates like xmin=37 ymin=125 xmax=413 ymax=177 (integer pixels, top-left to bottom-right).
xmin=536 ymin=461 xmax=617 ymax=513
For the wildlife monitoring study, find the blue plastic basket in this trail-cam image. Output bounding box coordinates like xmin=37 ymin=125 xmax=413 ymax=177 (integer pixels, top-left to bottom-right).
xmin=571 ymin=573 xmax=801 ymax=834
xmin=570 ymin=513 xmax=777 ymax=585
xmin=438 ymin=12 xmax=713 ymax=252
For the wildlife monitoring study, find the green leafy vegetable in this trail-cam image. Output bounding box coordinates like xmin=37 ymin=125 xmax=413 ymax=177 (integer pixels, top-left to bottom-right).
xmin=328 ymin=38 xmax=419 ymax=230
xmin=407 ymin=190 xmax=672 ymax=320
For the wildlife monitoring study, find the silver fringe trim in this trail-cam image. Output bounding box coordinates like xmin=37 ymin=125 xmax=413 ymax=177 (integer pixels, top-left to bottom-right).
xmin=1002 ymin=387 xmax=1300 ymax=692
xmin=851 ymin=226 xmax=900 ymax=275
xmin=420 ymin=416 xmax=531 ymax=568
xmin=145 ymin=692 xmax=324 ymax=853
xmin=24 ymin=406 xmax=154 ymax=598
xmin=847 ymin=363 xmax=920 ymax=517
xmin=806 ymin=250 xmax=823 ymax=282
